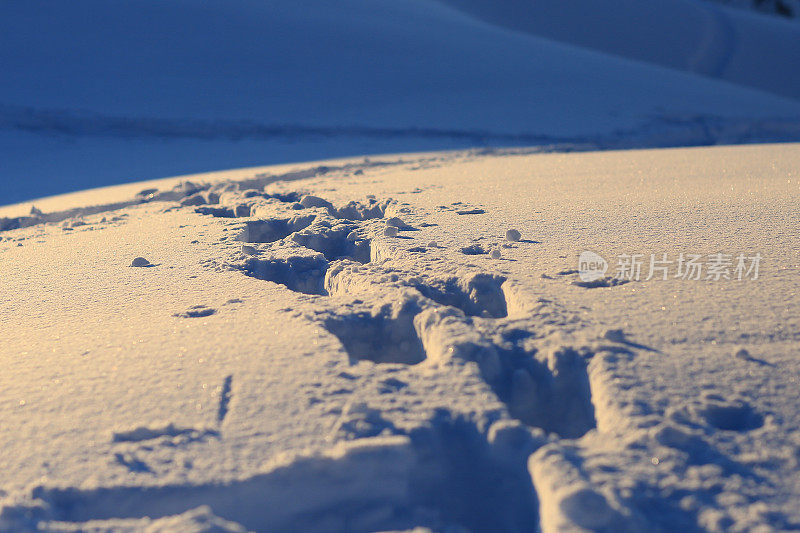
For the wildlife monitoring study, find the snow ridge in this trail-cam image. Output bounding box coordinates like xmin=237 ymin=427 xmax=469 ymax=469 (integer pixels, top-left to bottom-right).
xmin=2 ymin=103 xmax=800 ymax=152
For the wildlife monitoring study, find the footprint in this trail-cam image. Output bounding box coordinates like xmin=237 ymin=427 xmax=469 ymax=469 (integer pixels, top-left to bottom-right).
xmin=290 ymin=219 xmax=372 ymax=263
xmin=692 ymin=396 xmax=764 ymax=432
xmin=242 ymin=254 xmax=329 ymax=295
xmin=412 ymin=273 xmax=508 ymax=318
xmin=668 ymin=394 xmax=764 ymax=432
xmin=235 ymin=215 xmax=315 ymax=243
xmin=323 ymin=298 xmax=427 ymax=365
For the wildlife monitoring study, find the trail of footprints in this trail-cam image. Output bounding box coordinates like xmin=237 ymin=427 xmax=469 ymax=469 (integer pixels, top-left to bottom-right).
xmin=200 ymin=186 xmax=600 ymax=441
xmin=2 ymin=179 xmax=769 ymax=532
xmin=200 ymin=185 xmax=768 ymax=530
xmin=0 ymin=182 xmax=599 ymax=531
xmin=207 ymin=183 xmax=601 ymax=530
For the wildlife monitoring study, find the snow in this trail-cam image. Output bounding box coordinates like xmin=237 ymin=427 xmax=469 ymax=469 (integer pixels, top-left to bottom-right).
xmin=706 ymin=0 xmax=800 ymax=20
xmin=1 ymin=143 xmax=799 ymax=531
xmin=2 ymin=0 xmax=800 ymax=530
xmin=2 ymin=0 xmax=800 ymax=204
xmin=130 ymin=257 xmax=153 ymax=268
xmin=505 ymin=230 xmax=522 ymax=243
xmin=437 ymin=0 xmax=800 ymax=99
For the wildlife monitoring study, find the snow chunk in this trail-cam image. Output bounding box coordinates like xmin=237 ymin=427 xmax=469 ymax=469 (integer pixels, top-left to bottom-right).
xmin=180 ymin=193 xmax=206 ymax=206
xmin=299 ymin=195 xmax=334 ymax=210
xmin=385 ymin=217 xmax=405 ymax=228
xmin=129 ymin=257 xmax=152 ymax=267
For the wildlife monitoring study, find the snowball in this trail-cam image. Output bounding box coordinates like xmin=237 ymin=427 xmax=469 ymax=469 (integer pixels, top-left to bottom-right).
xmin=490 ymin=248 xmax=502 ymax=259
xmin=130 ymin=257 xmax=152 ymax=267
xmin=427 ymin=241 xmax=437 ymax=248
xmin=384 ymin=226 xmax=399 ymax=237
xmin=506 ymin=229 xmax=522 ymax=241
xmin=385 ymin=217 xmax=405 ymax=228
xmin=241 ymin=245 xmax=258 ymax=255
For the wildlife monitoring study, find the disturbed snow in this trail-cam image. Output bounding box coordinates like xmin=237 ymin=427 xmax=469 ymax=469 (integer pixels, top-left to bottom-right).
xmin=0 ymin=144 xmax=799 ymax=532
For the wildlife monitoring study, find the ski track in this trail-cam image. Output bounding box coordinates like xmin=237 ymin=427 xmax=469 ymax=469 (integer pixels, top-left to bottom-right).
xmin=0 ymin=160 xmax=772 ymax=531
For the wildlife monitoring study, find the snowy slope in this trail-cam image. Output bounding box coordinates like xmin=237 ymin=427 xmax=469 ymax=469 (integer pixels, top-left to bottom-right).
xmin=1 ymin=143 xmax=799 ymax=532
xmin=2 ymin=0 xmax=800 ymax=205
xmin=706 ymin=0 xmax=799 ymax=20
xmin=438 ymin=0 xmax=800 ymax=99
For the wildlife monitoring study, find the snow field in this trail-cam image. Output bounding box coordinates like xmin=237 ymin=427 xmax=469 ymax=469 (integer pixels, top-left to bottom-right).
xmin=1 ymin=144 xmax=798 ymax=531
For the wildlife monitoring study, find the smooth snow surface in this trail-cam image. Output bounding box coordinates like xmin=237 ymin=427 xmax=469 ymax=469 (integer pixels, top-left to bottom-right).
xmin=2 ymin=0 xmax=800 ymax=205
xmin=705 ymin=0 xmax=800 ymax=20
xmin=437 ymin=0 xmax=800 ymax=98
xmin=1 ymin=143 xmax=799 ymax=531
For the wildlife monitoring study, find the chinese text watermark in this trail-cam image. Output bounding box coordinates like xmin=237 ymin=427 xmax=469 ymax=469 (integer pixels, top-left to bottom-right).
xmin=578 ymin=251 xmax=761 ymax=282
